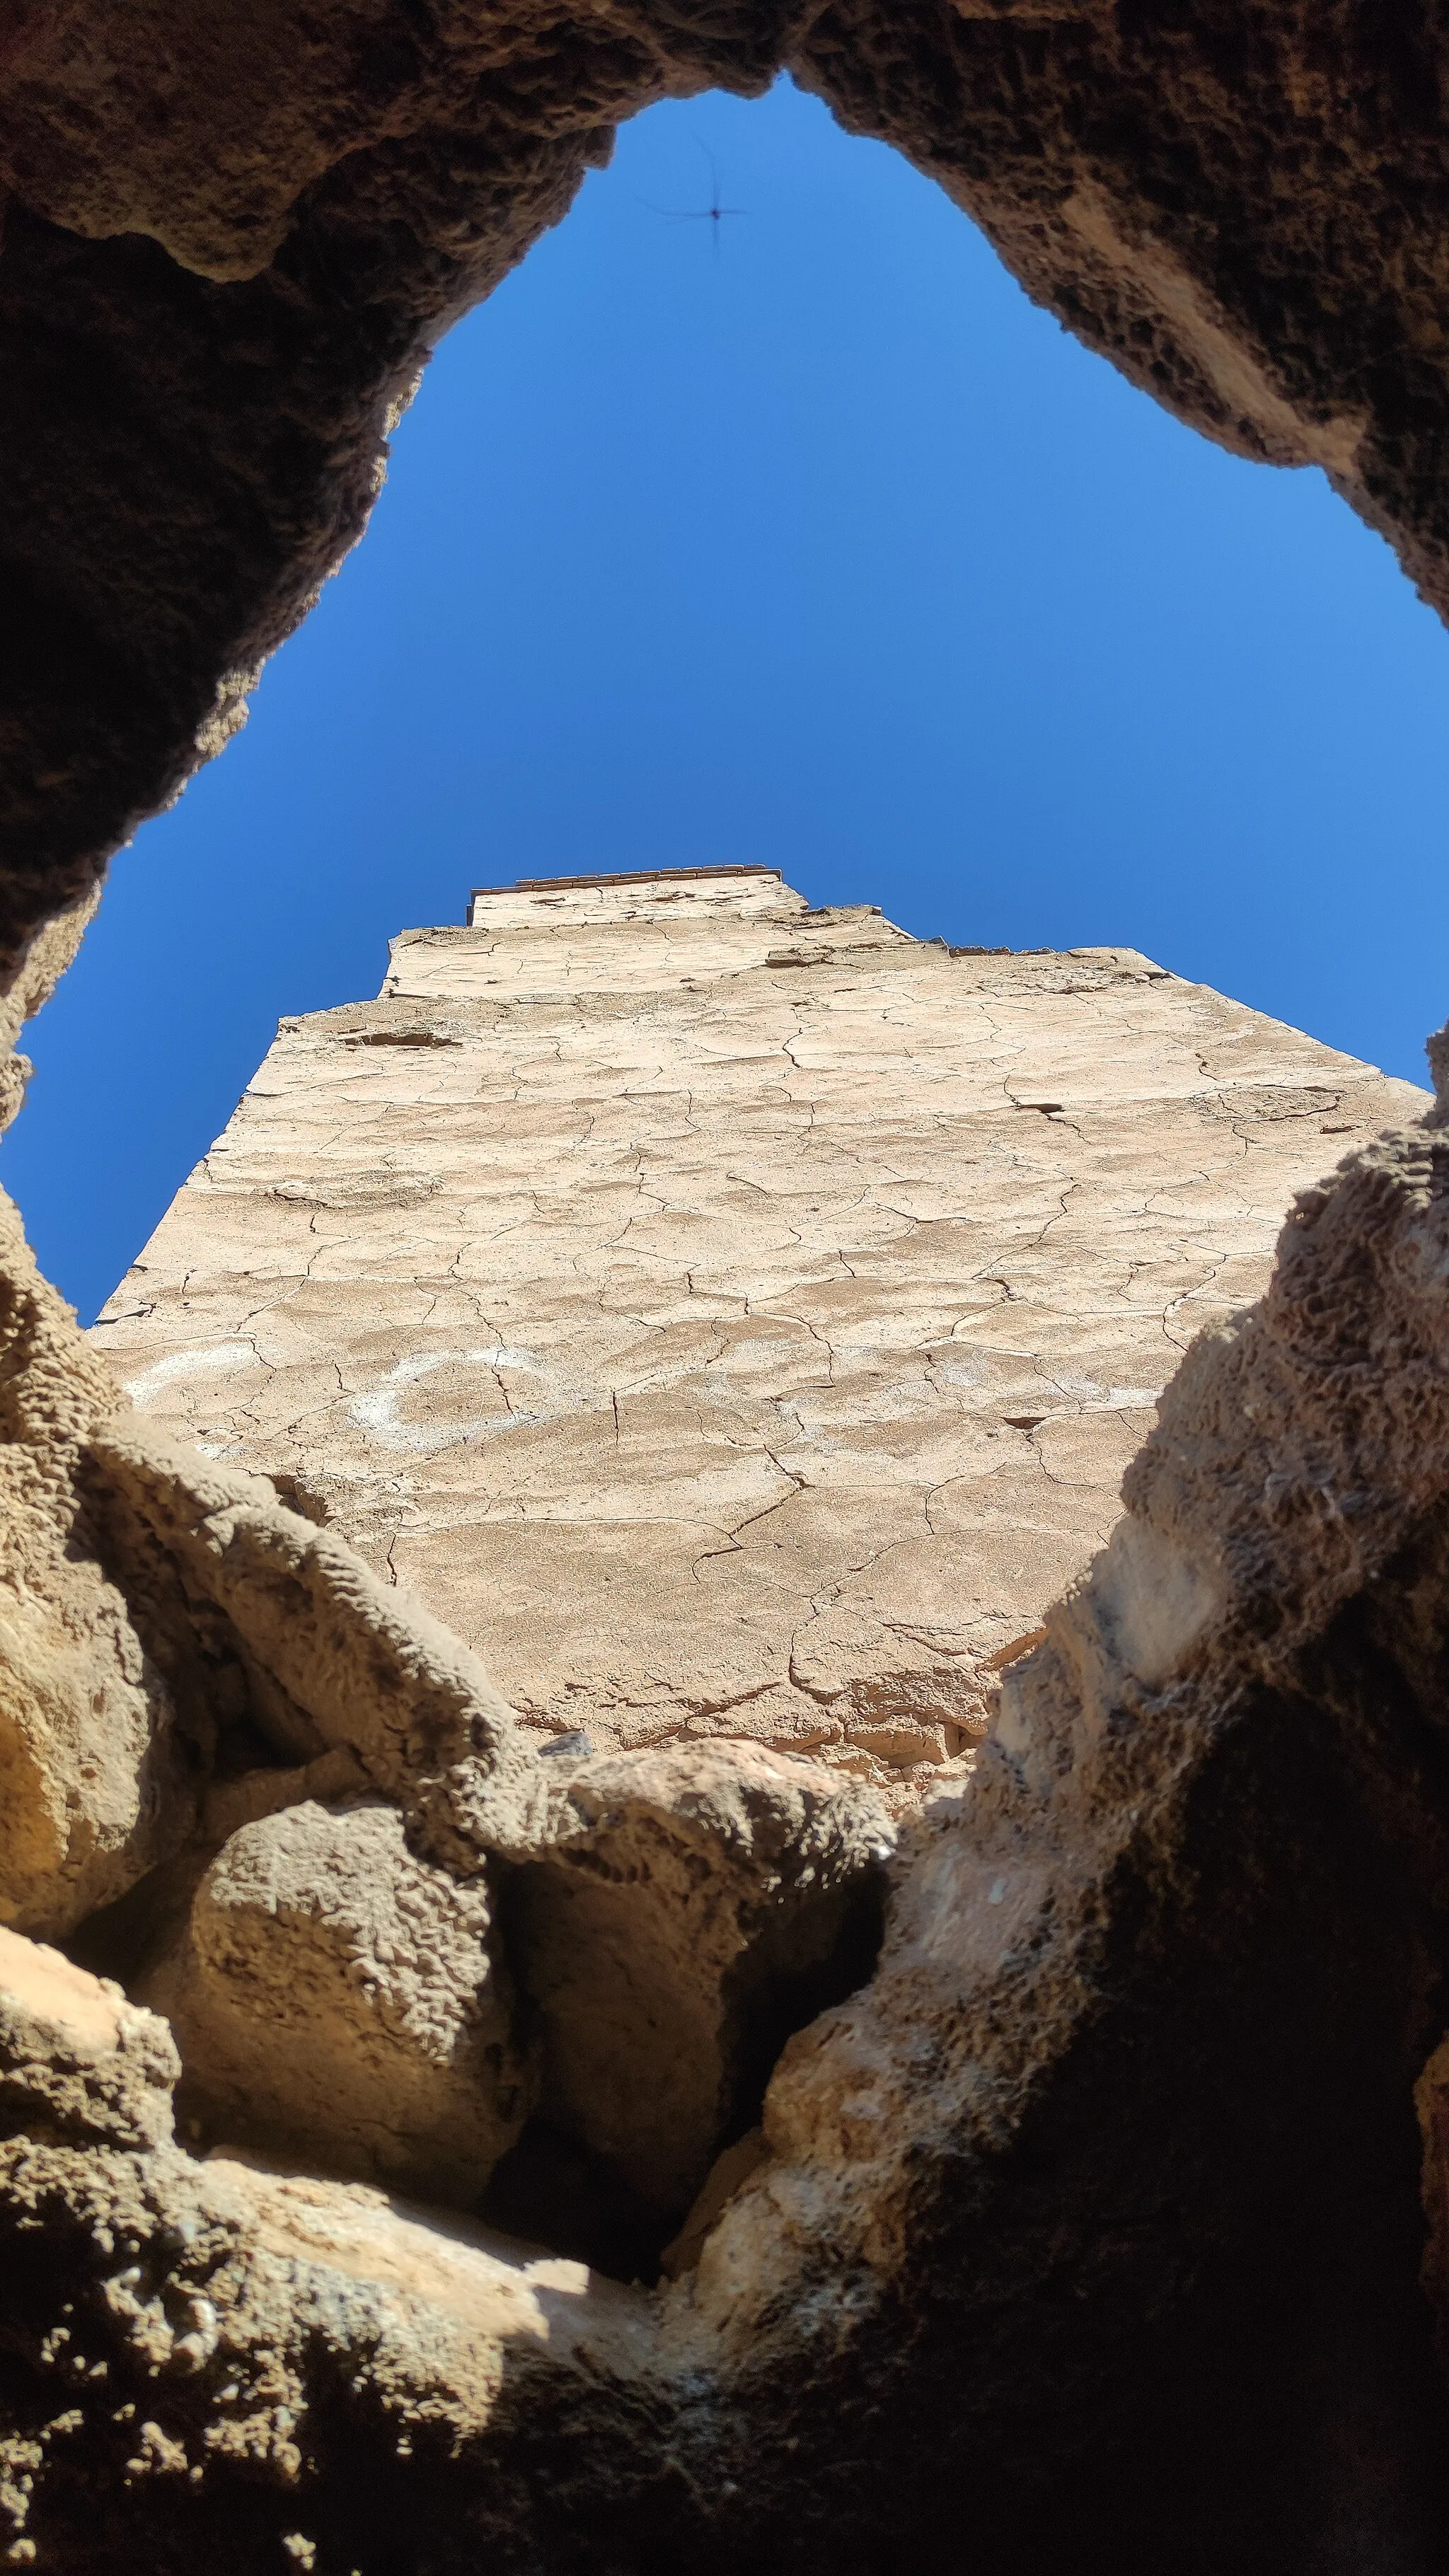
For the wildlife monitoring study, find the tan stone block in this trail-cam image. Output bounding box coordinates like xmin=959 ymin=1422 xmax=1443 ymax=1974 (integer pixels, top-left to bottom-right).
xmin=150 ymin=1798 xmax=529 ymax=2203
xmin=507 ymin=1741 xmax=894 ymax=2220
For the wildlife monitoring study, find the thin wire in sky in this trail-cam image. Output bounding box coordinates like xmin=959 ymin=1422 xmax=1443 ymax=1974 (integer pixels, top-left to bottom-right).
xmin=636 ymin=142 xmax=749 ymax=255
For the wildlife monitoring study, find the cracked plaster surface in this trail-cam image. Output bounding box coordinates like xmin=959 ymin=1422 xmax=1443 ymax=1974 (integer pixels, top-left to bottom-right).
xmin=90 ymin=871 xmax=1426 ymax=1799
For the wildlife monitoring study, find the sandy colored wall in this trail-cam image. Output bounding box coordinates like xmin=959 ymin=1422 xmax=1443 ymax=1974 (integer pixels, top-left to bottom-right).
xmin=91 ymin=869 xmax=1426 ymax=1796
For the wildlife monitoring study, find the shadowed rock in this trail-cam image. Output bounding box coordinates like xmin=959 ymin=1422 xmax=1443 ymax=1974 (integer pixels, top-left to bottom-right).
xmin=0 ymin=1200 xmax=194 ymax=1940
xmin=0 ymin=1923 xmax=178 ymax=2154
xmin=501 ymin=1740 xmax=892 ymax=2225
xmin=5 ymin=8 xmax=1449 ymax=2552
xmin=0 ymin=1115 xmax=1447 ymax=2565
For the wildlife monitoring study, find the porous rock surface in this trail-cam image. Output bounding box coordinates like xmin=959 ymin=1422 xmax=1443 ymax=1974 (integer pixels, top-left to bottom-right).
xmin=145 ymin=1797 xmax=530 ymax=2205
xmin=81 ymin=1417 xmax=543 ymax=1860
xmin=6 ymin=4 xmax=1449 ymax=2559
xmin=4 ymin=1111 xmax=1449 ymax=2566
xmin=0 ymin=1196 xmax=193 ymax=1943
xmin=0 ymin=1925 xmax=178 ymax=2156
xmin=4 ymin=8 xmax=1449 ymax=993
xmin=91 ymin=871 xmax=1424 ymax=1799
xmin=508 ymin=1738 xmax=894 ymax=2219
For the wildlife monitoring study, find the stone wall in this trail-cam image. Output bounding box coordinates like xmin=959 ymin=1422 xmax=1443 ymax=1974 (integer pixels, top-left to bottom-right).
xmin=91 ymin=870 xmax=1424 ymax=1797
xmin=6 ymin=6 xmax=1449 ymax=2561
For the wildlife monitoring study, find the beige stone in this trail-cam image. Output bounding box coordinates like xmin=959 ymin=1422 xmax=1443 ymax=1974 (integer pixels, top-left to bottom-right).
xmin=148 ymin=1796 xmax=529 ymax=2202
xmin=508 ymin=1739 xmax=894 ymax=2219
xmin=0 ymin=1922 xmax=178 ymax=2152
xmin=0 ymin=1197 xmax=192 ymax=1939
xmin=0 ymin=1102 xmax=1448 ymax=2560
xmin=86 ymin=1418 xmax=547 ymax=1866
xmin=91 ymin=872 xmax=1425 ymax=1803
xmin=3 ymin=0 xmax=1449 ymax=2544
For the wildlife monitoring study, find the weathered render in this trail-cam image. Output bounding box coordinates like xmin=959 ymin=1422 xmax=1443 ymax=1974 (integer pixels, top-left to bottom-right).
xmin=0 ymin=861 xmax=1440 ymax=2567
xmin=91 ymin=869 xmax=1424 ymax=1796
xmin=6 ymin=4 xmax=1449 ymax=2568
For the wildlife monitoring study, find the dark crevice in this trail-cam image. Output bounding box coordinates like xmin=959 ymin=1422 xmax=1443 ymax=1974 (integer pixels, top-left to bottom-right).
xmin=477 ymin=2120 xmax=671 ymax=2285
xmin=60 ymin=1848 xmax=209 ymax=1995
xmin=481 ymin=1857 xmax=888 ymax=2282
xmin=267 ymin=1470 xmax=332 ymax=1525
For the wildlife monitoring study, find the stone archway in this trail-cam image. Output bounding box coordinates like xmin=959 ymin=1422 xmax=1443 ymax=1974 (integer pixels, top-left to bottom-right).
xmin=4 ymin=11 xmax=1449 ymax=2572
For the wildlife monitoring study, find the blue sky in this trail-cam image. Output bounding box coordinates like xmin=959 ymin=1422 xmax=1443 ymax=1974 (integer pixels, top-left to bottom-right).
xmin=8 ymin=74 xmax=1449 ymax=1323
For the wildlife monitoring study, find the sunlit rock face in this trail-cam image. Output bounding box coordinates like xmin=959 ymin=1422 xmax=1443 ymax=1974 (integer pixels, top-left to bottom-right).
xmin=7 ymin=4 xmax=1449 ymax=2552
xmin=7 ymin=1085 xmax=1449 ymax=2571
xmin=0 ymin=878 xmax=1448 ymax=2568
xmin=89 ymin=869 xmax=1424 ymax=1799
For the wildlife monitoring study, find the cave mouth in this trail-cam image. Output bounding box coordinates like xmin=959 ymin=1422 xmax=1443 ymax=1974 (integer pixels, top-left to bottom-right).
xmin=1 ymin=4 xmax=1443 ymax=1028
xmin=6 ymin=18 xmax=1449 ymax=2549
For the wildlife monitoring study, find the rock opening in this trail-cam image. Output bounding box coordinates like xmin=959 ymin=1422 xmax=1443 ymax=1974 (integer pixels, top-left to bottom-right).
xmin=7 ymin=8 xmax=1449 ymax=2560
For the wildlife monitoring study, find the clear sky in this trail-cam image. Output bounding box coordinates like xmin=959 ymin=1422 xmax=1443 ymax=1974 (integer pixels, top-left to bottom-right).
xmin=7 ymin=74 xmax=1449 ymax=1323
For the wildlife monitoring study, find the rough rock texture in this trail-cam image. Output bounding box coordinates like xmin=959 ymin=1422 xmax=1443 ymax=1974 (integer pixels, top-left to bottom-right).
xmin=0 ymin=1925 xmax=178 ymax=2155
xmin=91 ymin=871 xmax=1426 ymax=1797
xmin=81 ymin=1417 xmax=546 ymax=1865
xmin=0 ymin=1225 xmax=898 ymax=2267
xmin=504 ymin=1739 xmax=892 ymax=2220
xmin=146 ymin=1797 xmax=530 ymax=2204
xmin=0 ymin=890 xmax=98 ymax=1139
xmin=0 ymin=1197 xmax=193 ymax=1941
xmin=8 ymin=6 xmax=1449 ymax=2548
xmin=5 ymin=1115 xmax=1449 ymax=2566
xmin=5 ymin=9 xmax=1449 ymax=994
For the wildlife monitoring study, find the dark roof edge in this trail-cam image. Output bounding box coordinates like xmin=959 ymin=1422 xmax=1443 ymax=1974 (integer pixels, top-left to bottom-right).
xmin=470 ymin=866 xmax=784 ymax=897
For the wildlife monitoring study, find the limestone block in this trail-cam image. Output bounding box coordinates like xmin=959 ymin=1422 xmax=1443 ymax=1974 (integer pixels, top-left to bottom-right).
xmin=508 ymin=1741 xmax=894 ymax=2220
xmin=150 ymin=1798 xmax=530 ymax=2203
xmin=0 ymin=1923 xmax=178 ymax=2152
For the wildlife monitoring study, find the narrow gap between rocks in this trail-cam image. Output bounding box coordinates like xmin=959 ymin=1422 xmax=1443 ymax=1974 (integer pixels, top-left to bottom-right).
xmin=58 ymin=1789 xmax=890 ymax=2291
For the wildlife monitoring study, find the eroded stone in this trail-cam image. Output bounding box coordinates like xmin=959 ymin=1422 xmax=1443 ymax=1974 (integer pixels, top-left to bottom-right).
xmin=3 ymin=11 xmax=1449 ymax=994
xmin=505 ymin=1739 xmax=893 ymax=2220
xmin=83 ymin=1419 xmax=548 ymax=1864
xmin=0 ymin=1107 xmax=1447 ymax=2560
xmin=0 ymin=1199 xmax=193 ymax=1940
xmin=146 ymin=1797 xmax=530 ymax=2203
xmin=0 ymin=1923 xmax=178 ymax=2153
